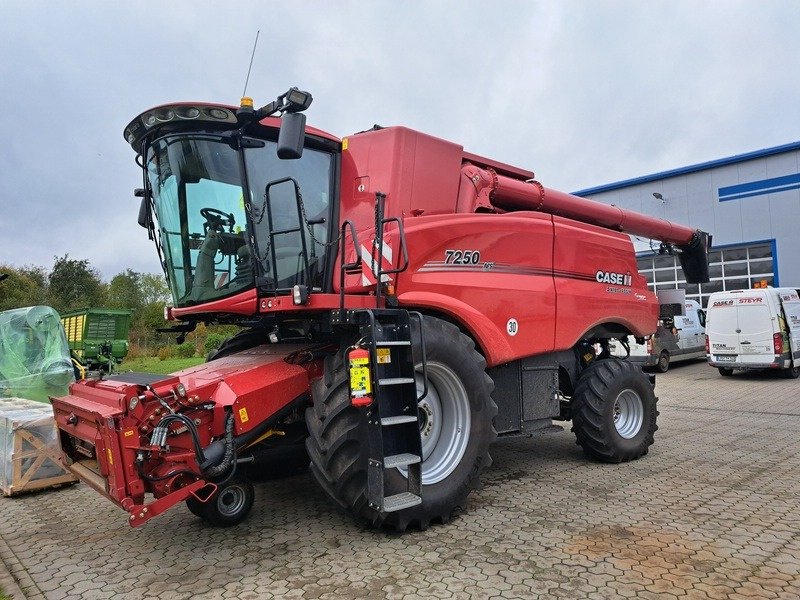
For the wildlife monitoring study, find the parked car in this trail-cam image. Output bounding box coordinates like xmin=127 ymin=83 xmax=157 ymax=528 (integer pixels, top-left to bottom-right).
xmin=611 ymin=299 xmax=706 ymax=372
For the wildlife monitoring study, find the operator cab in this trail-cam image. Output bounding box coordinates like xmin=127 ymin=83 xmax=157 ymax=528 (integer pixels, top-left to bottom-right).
xmin=125 ymin=90 xmax=339 ymax=311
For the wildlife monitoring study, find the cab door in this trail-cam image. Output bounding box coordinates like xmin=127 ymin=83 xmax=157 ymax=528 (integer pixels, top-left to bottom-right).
xmin=779 ymin=292 xmax=800 ymax=366
xmin=706 ymin=298 xmax=740 ymax=363
xmin=735 ymin=294 xmax=774 ymax=366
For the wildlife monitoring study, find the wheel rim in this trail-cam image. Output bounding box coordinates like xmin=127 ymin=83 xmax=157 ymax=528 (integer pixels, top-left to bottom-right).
xmin=613 ymin=389 xmax=644 ymax=439
xmin=404 ymin=362 xmax=471 ymax=485
xmin=216 ymin=484 xmax=247 ymax=517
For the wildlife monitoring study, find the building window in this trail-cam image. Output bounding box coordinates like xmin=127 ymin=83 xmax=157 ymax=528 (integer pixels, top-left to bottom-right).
xmin=636 ymin=242 xmax=774 ymax=307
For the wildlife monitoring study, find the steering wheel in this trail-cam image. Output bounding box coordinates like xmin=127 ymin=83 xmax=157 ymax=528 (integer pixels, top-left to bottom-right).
xmin=200 ymin=208 xmax=235 ymax=233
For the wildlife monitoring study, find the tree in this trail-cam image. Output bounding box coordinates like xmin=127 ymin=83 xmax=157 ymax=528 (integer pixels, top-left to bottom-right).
xmin=0 ymin=265 xmax=47 ymax=311
xmin=122 ymin=271 xmax=173 ymax=353
xmin=108 ymin=269 xmax=142 ymax=312
xmin=18 ymin=265 xmax=48 ymax=304
xmin=47 ymin=255 xmax=106 ymax=313
xmin=140 ymin=272 xmax=171 ymax=306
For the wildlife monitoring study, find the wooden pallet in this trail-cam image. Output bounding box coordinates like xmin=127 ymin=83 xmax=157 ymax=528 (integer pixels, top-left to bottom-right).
xmin=0 ymin=397 xmax=77 ymax=496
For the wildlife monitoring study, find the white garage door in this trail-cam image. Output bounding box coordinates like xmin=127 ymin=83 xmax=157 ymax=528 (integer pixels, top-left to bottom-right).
xmin=636 ymin=242 xmax=775 ymax=308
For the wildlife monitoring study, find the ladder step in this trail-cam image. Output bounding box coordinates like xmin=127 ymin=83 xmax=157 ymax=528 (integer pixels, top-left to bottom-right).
xmin=381 ymin=415 xmax=418 ymax=426
xmin=384 ymin=453 xmax=421 ymax=469
xmin=383 ymin=492 xmax=422 ymax=513
xmin=377 ymin=377 xmax=415 ymax=386
xmin=375 ymin=340 xmax=412 ymax=346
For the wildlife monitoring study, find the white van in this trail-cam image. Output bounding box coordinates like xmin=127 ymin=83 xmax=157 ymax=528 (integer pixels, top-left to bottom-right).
xmin=610 ymin=299 xmax=706 ymax=372
xmin=705 ymin=288 xmax=800 ymax=378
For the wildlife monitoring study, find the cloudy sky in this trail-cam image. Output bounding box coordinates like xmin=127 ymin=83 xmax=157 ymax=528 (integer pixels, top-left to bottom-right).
xmin=2 ymin=1 xmax=799 ymax=280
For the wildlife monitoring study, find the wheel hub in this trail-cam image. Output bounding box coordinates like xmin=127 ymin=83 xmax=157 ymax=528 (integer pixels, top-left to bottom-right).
xmin=405 ymin=362 xmax=471 ymax=485
xmin=418 ymin=403 xmax=434 ymax=438
xmin=613 ymin=389 xmax=644 ymax=439
xmin=217 ymin=484 xmax=247 ymax=517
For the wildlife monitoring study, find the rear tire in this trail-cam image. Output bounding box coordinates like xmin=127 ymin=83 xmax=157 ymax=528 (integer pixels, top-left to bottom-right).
xmin=656 ymin=351 xmax=670 ymax=373
xmin=718 ymin=367 xmax=733 ymax=377
xmin=783 ymin=366 xmax=800 ymax=379
xmin=305 ymin=315 xmax=497 ymax=531
xmin=571 ymin=358 xmax=658 ymax=463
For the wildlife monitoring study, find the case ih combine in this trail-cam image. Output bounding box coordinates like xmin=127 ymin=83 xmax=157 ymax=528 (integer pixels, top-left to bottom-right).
xmin=52 ymin=88 xmax=710 ymax=530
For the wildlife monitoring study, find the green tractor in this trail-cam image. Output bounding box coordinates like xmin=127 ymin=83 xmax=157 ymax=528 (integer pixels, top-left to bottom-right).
xmin=60 ymin=308 xmax=132 ymax=373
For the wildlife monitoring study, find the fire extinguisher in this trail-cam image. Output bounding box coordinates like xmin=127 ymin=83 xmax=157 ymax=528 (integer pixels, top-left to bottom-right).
xmin=347 ymin=346 xmax=373 ymax=407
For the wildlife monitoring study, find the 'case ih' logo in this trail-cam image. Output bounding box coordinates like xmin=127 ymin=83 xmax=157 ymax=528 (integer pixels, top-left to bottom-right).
xmin=712 ymin=300 xmax=734 ymax=307
xmin=595 ymin=270 xmax=632 ymax=286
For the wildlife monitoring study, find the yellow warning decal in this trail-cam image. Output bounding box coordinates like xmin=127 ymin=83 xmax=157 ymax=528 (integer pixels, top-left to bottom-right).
xmin=106 ymin=448 xmax=113 ymax=466
xmin=342 ymin=137 xmax=348 ymax=151
xmin=124 ymin=429 xmax=135 ymax=437
xmin=350 ymin=366 xmax=371 ymax=395
xmin=376 ymin=348 xmax=391 ymax=364
xmin=239 ymin=407 xmax=249 ymax=424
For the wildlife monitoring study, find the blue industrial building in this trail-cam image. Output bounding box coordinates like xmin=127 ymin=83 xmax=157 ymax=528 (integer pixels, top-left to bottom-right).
xmin=575 ymin=142 xmax=800 ymax=307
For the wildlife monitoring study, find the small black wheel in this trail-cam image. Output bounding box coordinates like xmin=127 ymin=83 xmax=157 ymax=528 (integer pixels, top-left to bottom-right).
xmin=656 ymin=351 xmax=670 ymax=373
xmin=783 ymin=366 xmax=800 ymax=379
xmin=194 ymin=478 xmax=254 ymax=527
xmin=185 ymin=496 xmax=206 ymax=518
xmin=718 ymin=367 xmax=733 ymax=377
xmin=571 ymin=358 xmax=658 ymax=463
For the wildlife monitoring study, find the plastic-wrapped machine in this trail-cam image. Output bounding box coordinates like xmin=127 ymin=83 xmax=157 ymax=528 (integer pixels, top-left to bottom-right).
xmin=0 ymin=397 xmax=77 ymax=496
xmin=0 ymin=306 xmax=75 ymax=403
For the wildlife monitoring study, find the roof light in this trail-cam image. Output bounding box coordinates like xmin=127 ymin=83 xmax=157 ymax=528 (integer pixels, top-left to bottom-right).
xmin=123 ymin=104 xmax=239 ymax=147
xmin=155 ymin=108 xmax=175 ymax=122
xmin=176 ymin=107 xmax=200 ymax=119
xmin=284 ymin=87 xmax=312 ymax=113
xmin=207 ymin=108 xmax=231 ymax=120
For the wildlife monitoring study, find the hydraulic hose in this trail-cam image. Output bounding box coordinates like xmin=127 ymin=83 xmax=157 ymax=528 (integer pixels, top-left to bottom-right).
xmin=201 ymin=412 xmax=236 ymax=477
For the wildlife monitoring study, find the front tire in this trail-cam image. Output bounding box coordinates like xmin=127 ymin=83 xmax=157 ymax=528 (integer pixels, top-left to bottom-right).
xmin=305 ymin=316 xmax=497 ymax=531
xmin=571 ymin=358 xmax=658 ymax=463
xmin=656 ymin=351 xmax=670 ymax=373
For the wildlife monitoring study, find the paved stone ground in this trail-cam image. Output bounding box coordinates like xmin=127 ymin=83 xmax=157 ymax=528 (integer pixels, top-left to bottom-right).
xmin=0 ymin=361 xmax=798 ymax=599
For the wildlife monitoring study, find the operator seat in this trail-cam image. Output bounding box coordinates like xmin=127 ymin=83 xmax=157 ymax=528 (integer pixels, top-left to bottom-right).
xmin=230 ymin=244 xmax=254 ymax=287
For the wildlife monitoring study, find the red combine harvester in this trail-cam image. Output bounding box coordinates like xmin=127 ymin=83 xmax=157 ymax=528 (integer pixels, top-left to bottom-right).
xmin=52 ymin=88 xmax=710 ymax=529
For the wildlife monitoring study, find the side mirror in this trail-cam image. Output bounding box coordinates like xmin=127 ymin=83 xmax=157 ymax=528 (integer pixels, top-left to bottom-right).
xmin=277 ymin=112 xmax=306 ymax=159
xmin=135 ymin=189 xmax=151 ymax=230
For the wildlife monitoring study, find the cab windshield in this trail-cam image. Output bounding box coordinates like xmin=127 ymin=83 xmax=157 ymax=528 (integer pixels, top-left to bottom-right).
xmin=146 ymin=133 xmax=334 ymax=308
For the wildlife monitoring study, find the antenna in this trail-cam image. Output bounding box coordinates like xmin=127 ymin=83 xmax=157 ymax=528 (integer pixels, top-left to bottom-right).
xmin=242 ymin=30 xmax=260 ymax=98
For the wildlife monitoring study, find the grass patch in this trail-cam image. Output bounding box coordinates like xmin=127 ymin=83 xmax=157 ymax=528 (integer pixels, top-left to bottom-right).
xmin=118 ymin=356 xmax=205 ymax=375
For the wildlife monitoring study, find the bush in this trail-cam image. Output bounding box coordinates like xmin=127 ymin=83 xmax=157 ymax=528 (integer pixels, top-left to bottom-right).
xmin=204 ymin=333 xmax=227 ymax=354
xmin=174 ymin=342 xmax=196 ymax=358
xmin=126 ymin=342 xmax=147 ymax=359
xmin=157 ymin=346 xmax=174 ymax=361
